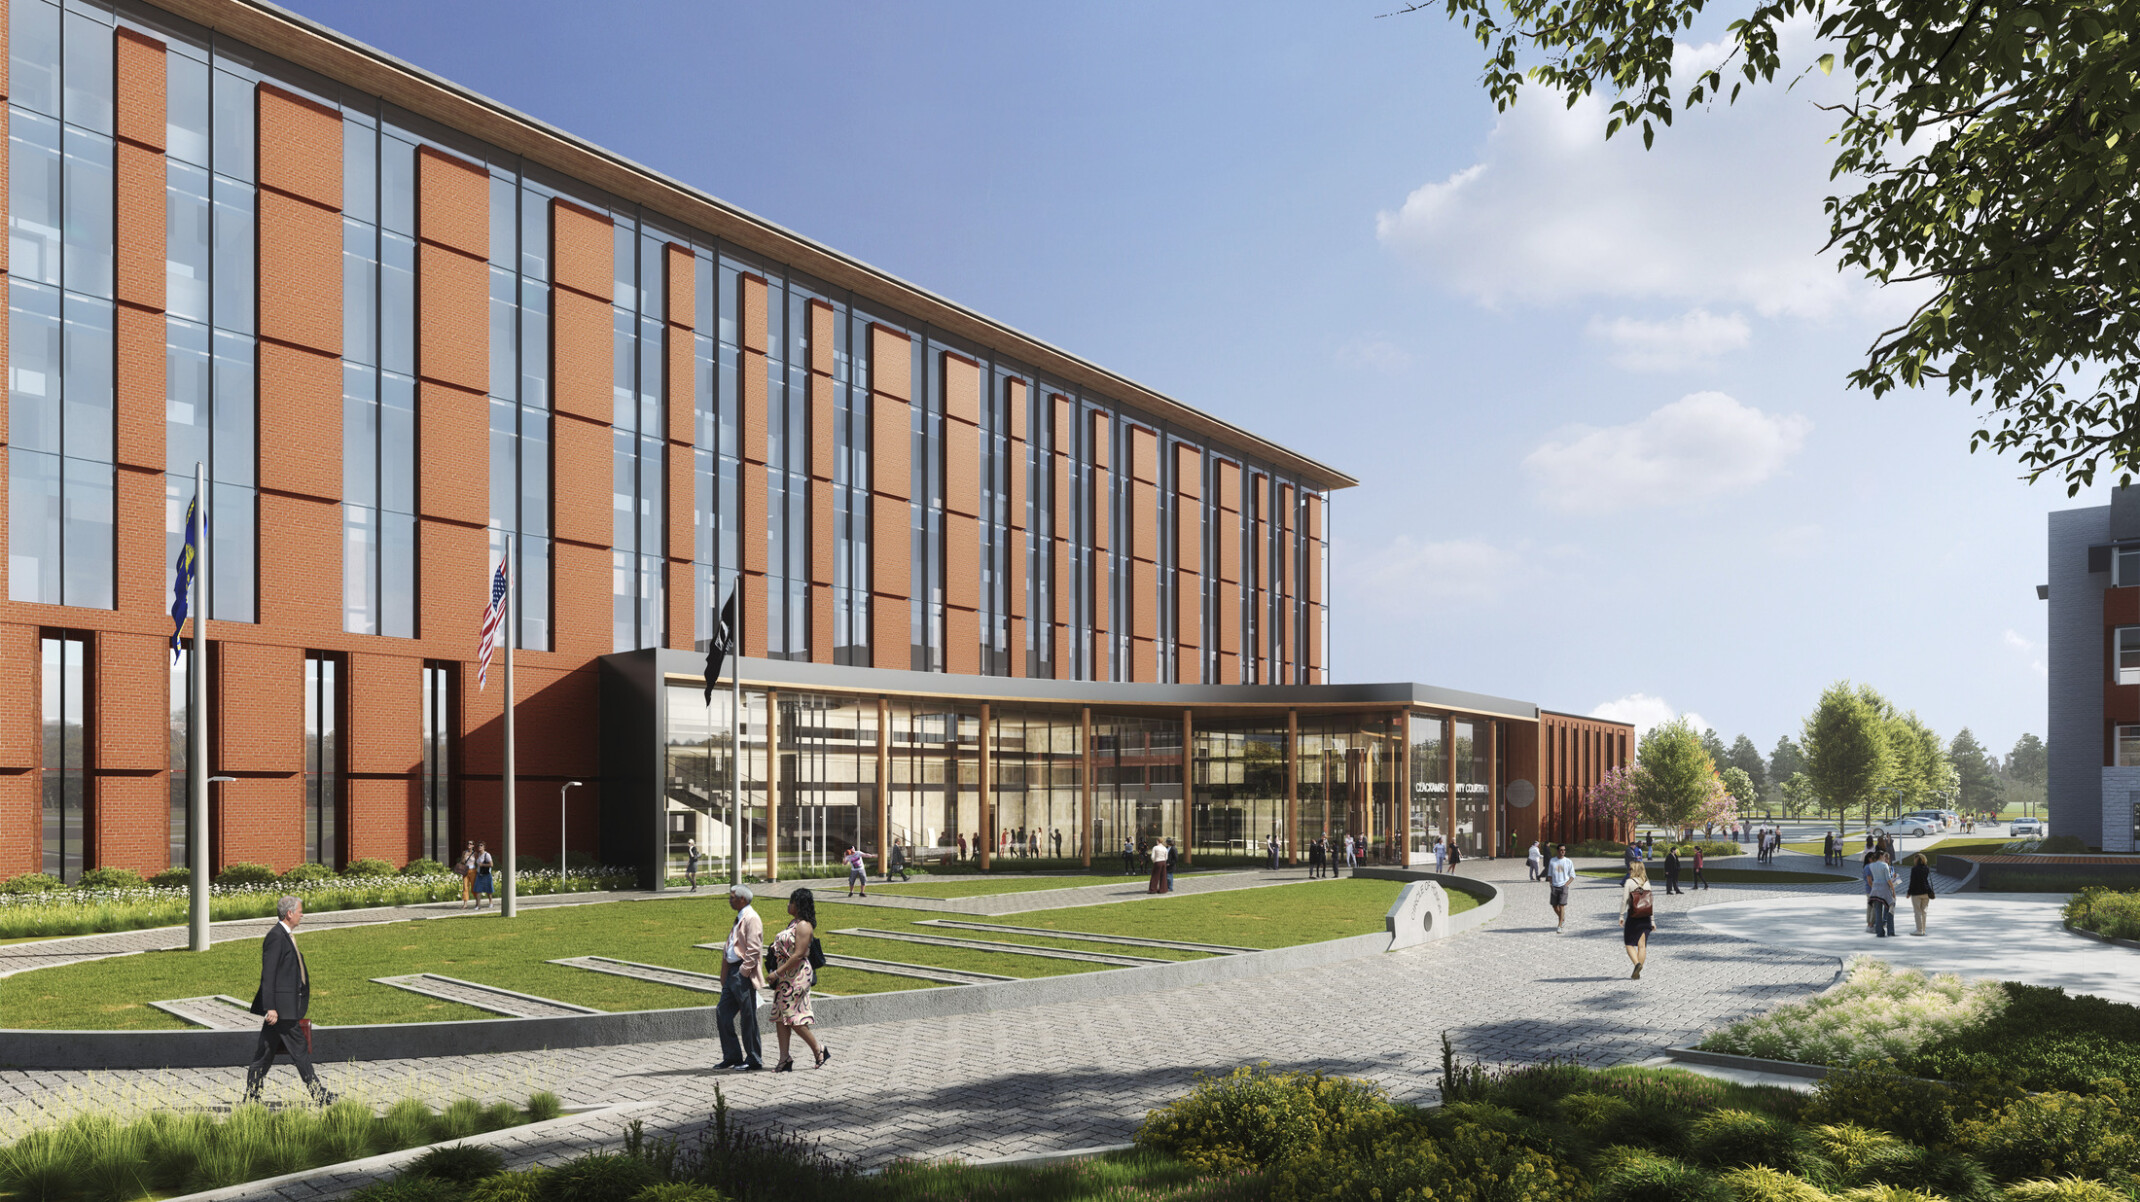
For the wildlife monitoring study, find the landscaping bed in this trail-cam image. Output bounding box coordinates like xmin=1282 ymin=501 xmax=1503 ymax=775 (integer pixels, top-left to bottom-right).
xmin=1699 ymin=956 xmax=2140 ymax=1092
xmin=1575 ymin=867 xmax=1853 ymax=884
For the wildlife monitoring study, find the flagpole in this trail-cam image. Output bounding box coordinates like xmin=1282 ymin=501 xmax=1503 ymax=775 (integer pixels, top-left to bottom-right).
xmin=501 ymin=561 xmax=517 ymax=918
xmin=188 ymin=462 xmax=211 ymax=952
xmin=731 ymin=587 xmax=743 ymax=888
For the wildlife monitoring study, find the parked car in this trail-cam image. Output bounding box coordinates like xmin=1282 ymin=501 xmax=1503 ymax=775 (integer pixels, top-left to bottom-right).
xmin=2011 ymin=817 xmax=2047 ymax=836
xmin=1874 ymin=816 xmax=1939 ymax=838
xmin=1903 ymin=809 xmax=1952 ymax=831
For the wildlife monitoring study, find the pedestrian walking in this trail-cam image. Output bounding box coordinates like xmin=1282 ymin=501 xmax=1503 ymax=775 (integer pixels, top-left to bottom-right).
xmin=1906 ymin=853 xmax=1936 ymax=935
xmin=1122 ymin=836 xmax=1136 ymax=874
xmin=1267 ymin=834 xmax=1280 ymax=870
xmin=1526 ymin=840 xmax=1543 ymax=882
xmin=1691 ymin=843 xmax=1708 ymax=890
xmin=767 ymin=888 xmax=829 ymax=1071
xmin=1866 ymin=851 xmax=1898 ymax=937
xmin=1432 ymin=836 xmax=1447 ymax=875
xmin=1447 ymin=841 xmax=1462 ymax=873
xmin=243 ymin=895 xmax=334 ymax=1104
xmin=1147 ymin=837 xmax=1170 ymax=894
xmin=958 ymin=833 xmax=968 ymax=861
xmin=1620 ymin=862 xmax=1655 ymax=979
xmin=1164 ymin=838 xmax=1178 ymax=891
xmin=1623 ymin=839 xmax=1643 ymax=883
xmin=456 ymin=841 xmax=477 ymax=909
xmin=713 ymin=885 xmax=766 ymax=1071
xmin=686 ymin=839 xmax=702 ymax=891
xmin=1054 ymin=830 xmax=1063 ymax=857
xmin=473 ymin=843 xmax=495 ymax=908
xmin=1822 ymin=830 xmax=1836 ymax=867
xmin=1343 ymin=833 xmax=1357 ymax=871
xmin=886 ymin=840 xmax=909 ymax=883
xmin=842 ymin=845 xmax=868 ymax=898
xmin=1546 ymin=844 xmax=1575 ymax=932
xmin=1663 ymin=845 xmax=1683 ymax=894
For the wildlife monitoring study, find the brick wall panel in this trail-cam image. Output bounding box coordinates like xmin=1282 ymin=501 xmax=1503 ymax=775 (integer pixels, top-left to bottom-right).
xmin=114 ymin=29 xmax=164 ymax=150
xmin=740 ymin=349 xmax=767 ymax=463
xmin=256 ymin=86 xmax=339 ymax=211
xmin=945 ymin=509 xmax=978 ymax=674
xmin=869 ymin=326 xmax=910 ymax=400
xmin=114 ymin=143 xmax=163 ymax=310
xmin=550 ymin=415 xmax=610 ymax=548
xmin=870 ymin=500 xmax=909 ymax=609
xmin=0 ymin=775 xmax=35 ymax=877
xmin=0 ymin=624 xmax=36 ymax=768
xmin=216 ymin=775 xmax=304 ymax=873
xmin=115 ymin=465 xmax=163 ymax=615
xmin=808 ymin=368 xmax=834 ymax=480
xmin=550 ymin=200 xmax=613 ymax=303
xmin=739 ymin=574 xmax=767 ymax=658
xmin=942 ymin=352 xmax=978 ymax=424
xmin=870 ymin=397 xmax=909 ymax=501
xmin=665 ymin=448 xmax=694 ymax=579
xmin=345 ymin=651 xmax=421 ymax=775
xmin=346 ymin=776 xmax=419 ymax=865
xmin=257 ymin=342 xmax=339 ymax=499
xmin=809 ymin=478 xmax=834 ymax=585
xmin=809 ymin=301 xmax=834 ymax=375
xmin=416 ymin=516 xmax=486 ymax=655
xmin=666 ymin=557 xmax=694 ymax=654
xmin=944 ymin=413 xmax=978 ymax=519
xmin=665 ymin=325 xmax=693 ymax=445
xmin=416 ymin=146 xmax=487 ymax=258
xmin=216 ymin=641 xmax=303 ymax=774
xmin=92 ymin=773 xmax=165 ymax=874
xmin=94 ymin=632 xmax=165 ymax=772
xmin=810 ymin=580 xmax=832 ymax=665
xmin=739 ymin=275 xmax=767 ymax=353
xmin=551 ymin=539 xmax=610 ymax=659
xmin=114 ymin=304 xmax=163 ymax=470
xmin=740 ymin=460 xmax=767 ymax=575
xmin=664 ymin=242 xmax=694 ymax=332
xmin=257 ymin=189 xmax=340 ymax=356
xmin=945 ymin=605 xmax=978 ymax=677
xmin=418 ymin=382 xmax=488 ymax=526
xmin=550 ymin=287 xmax=612 ymax=424
xmin=417 ymin=241 xmax=487 ymax=394
xmin=460 ymin=663 xmax=594 ymax=777
xmin=257 ymin=492 xmax=340 ymax=636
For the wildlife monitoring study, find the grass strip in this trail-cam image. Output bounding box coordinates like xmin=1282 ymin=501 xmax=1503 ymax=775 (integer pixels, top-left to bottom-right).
xmin=1575 ymin=867 xmax=1854 ymax=884
xmin=964 ymin=878 xmax=1408 ymax=948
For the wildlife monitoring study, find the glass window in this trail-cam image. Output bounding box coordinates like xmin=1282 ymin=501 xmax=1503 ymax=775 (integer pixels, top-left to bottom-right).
xmin=165 ymin=160 xmax=210 ymax=321
xmin=41 ymin=632 xmax=87 ymax=882
xmin=303 ymin=653 xmax=341 ymax=866
xmin=380 ymin=134 xmax=413 ymax=235
xmin=379 ymin=232 xmax=413 ymax=375
xmin=210 ymin=175 xmax=253 ymax=334
xmin=380 ymin=510 xmax=415 ymax=638
xmin=342 ymin=363 xmax=377 ymax=507
xmin=170 ymin=650 xmax=189 ymax=869
xmin=164 ymin=317 xmax=209 ymax=473
xmin=211 ymin=481 xmax=253 ymax=622
xmin=11 ymin=279 xmax=62 ymax=453
xmin=489 ymin=396 xmax=515 ymax=529
xmin=343 ymin=504 xmax=375 ymax=635
xmin=164 ymin=51 xmax=207 ymax=166
xmin=60 ymin=453 xmax=112 ymax=608
xmin=61 ymin=293 xmax=113 ymax=462
xmin=342 ymin=119 xmax=376 ymax=224
xmin=11 ymin=0 xmax=60 ymax=118
xmin=2120 ymin=726 xmax=2140 ymax=768
xmin=2117 ymin=546 xmax=2140 ymax=587
xmin=343 ymin=217 xmax=376 ymax=365
xmin=380 ymin=372 xmax=415 ymax=514
xmin=11 ymin=109 xmax=61 ymax=287
xmin=61 ymin=126 xmax=112 ymax=298
xmin=59 ymin=9 xmax=111 ymax=136
xmin=210 ymin=68 xmax=252 ymax=181
xmin=210 ymin=330 xmax=253 ymax=486
xmin=421 ymin=663 xmax=453 ymax=863
xmin=9 ymin=447 xmax=61 ymax=604
xmin=2118 ymin=628 xmax=2140 ymax=686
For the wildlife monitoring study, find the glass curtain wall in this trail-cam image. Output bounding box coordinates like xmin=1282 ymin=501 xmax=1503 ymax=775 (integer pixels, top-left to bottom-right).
xmin=419 ymin=663 xmax=452 ymax=863
xmin=990 ymin=707 xmax=1081 ymax=860
xmin=1090 ymin=713 xmax=1181 ymax=858
xmin=340 ymin=111 xmax=415 ymax=637
xmin=775 ymin=692 xmax=876 ymax=869
xmin=612 ymin=220 xmax=664 ymax=651
xmin=1296 ymin=714 xmax=1399 ymax=864
xmin=485 ymin=168 xmax=551 ymax=649
xmin=1192 ymin=718 xmax=1287 ymax=863
xmin=1408 ymin=712 xmax=1446 ymax=862
xmin=302 ymin=654 xmax=341 ymax=866
xmin=41 ymin=633 xmax=87 ymax=881
xmin=10 ymin=0 xmax=116 ymax=610
xmin=1454 ymin=718 xmax=1496 ymax=856
xmin=662 ymin=685 xmax=768 ymax=881
xmin=886 ymin=702 xmax=979 ymax=860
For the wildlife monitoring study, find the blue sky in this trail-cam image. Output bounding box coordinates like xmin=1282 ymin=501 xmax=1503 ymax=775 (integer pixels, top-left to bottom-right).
xmin=288 ymin=0 xmax=2084 ymax=762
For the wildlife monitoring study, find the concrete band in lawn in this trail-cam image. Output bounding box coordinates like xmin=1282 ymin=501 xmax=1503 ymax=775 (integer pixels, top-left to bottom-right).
xmin=0 ymin=873 xmax=1501 ymax=1070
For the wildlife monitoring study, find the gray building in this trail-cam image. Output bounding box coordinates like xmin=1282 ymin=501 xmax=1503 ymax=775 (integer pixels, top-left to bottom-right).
xmin=2046 ymin=488 xmax=2140 ymax=851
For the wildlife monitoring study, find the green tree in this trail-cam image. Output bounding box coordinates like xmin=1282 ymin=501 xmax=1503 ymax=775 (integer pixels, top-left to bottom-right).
xmin=2009 ymin=733 xmax=2048 ymax=788
xmin=1700 ymin=728 xmax=1730 ymax=769
xmin=1425 ymin=0 xmax=2140 ymax=491
xmin=1635 ymin=718 xmax=1722 ymax=831
xmin=1719 ymin=765 xmax=1759 ymax=820
xmin=1726 ymin=734 xmax=1768 ymax=802
xmin=1778 ymin=771 xmax=1820 ymax=819
xmin=1883 ymin=711 xmax=1950 ymax=813
xmin=1948 ymin=728 xmax=2001 ymax=813
xmin=1769 ymin=736 xmax=1807 ymax=807
xmin=1802 ymin=682 xmax=1892 ymax=833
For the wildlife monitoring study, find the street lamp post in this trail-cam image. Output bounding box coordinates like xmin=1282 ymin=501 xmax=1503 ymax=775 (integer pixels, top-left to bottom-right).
xmin=559 ymin=781 xmax=583 ymax=878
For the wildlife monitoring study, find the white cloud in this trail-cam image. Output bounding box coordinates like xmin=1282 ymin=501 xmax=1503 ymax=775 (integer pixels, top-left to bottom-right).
xmin=1524 ymin=391 xmax=1810 ymax=512
xmin=1591 ymin=693 xmax=1708 ymax=743
xmin=1588 ymin=308 xmax=1750 ymax=372
xmin=2004 ymin=629 xmax=2047 ymax=680
xmin=1373 ymin=21 xmax=1915 ymax=322
xmin=1336 ymin=336 xmax=1414 ymax=374
xmin=1343 ymin=536 xmax=1519 ymax=610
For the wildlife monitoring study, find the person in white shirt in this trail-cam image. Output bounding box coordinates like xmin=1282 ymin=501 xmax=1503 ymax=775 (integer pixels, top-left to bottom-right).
xmin=1147 ymin=838 xmax=1170 ymax=894
xmin=714 ymin=886 xmax=767 ymax=1071
xmin=1526 ymin=840 xmax=1544 ymax=881
xmin=1546 ymin=845 xmax=1576 ymax=931
xmin=1343 ymin=833 xmax=1357 ymax=871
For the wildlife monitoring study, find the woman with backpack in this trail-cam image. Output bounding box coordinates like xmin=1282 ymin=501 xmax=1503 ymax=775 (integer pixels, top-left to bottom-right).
xmin=766 ymin=887 xmax=829 ymax=1071
xmin=1620 ymin=861 xmax=1656 ymax=979
xmin=1906 ymin=853 xmax=1936 ymax=935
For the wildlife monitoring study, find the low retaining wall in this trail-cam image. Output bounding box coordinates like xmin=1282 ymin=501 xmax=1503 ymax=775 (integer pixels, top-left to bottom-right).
xmin=1662 ymin=1046 xmax=1831 ymax=1080
xmin=1933 ymin=855 xmax=1982 ymax=891
xmin=0 ymin=873 xmax=1501 ymax=1071
xmin=2063 ymin=921 xmax=2140 ymax=951
xmin=1952 ymin=856 xmax=2140 ymax=892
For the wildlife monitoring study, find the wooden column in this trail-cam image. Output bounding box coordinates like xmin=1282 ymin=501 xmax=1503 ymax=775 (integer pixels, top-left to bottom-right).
xmin=1079 ymin=706 xmax=1093 ymax=867
xmin=941 ymin=352 xmax=982 ymax=674
xmin=977 ymin=703 xmax=992 ymax=872
xmin=1285 ymin=709 xmax=1299 ymax=864
xmin=1445 ymin=714 xmax=1459 ymax=854
xmin=1173 ymin=444 xmax=1203 ymax=684
xmin=875 ymin=696 xmax=890 ymax=874
xmin=764 ymin=690 xmax=778 ymax=881
xmin=1484 ymin=720 xmax=1499 ymax=857
xmin=1180 ymin=709 xmax=1194 ymax=866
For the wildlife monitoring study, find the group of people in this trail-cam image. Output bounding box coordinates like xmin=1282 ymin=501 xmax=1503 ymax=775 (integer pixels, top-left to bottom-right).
xmin=710 ymin=884 xmax=831 ymax=1072
xmin=952 ymin=829 xmax=1060 ymax=861
xmin=1305 ymin=833 xmax=1358 ymax=878
xmin=1862 ymin=848 xmax=1937 ymax=936
xmin=1749 ymin=827 xmax=1783 ymax=863
xmin=1146 ymin=837 xmax=1178 ymax=893
xmin=454 ymin=841 xmax=495 ymax=908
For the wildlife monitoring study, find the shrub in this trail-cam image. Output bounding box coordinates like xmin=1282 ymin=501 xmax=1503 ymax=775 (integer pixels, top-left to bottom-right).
xmin=0 ymin=873 xmax=62 ymax=893
xmin=1487 ymin=1061 xmax=1610 ymax=1118
xmin=632 ymin=1187 xmax=728 ymax=1202
xmin=75 ymin=867 xmax=145 ymax=890
xmin=1563 ymin=1093 xmax=1638 ymax=1135
xmin=1859 ymin=1144 xmax=1996 ymax=1202
xmin=468 ymin=1169 xmax=549 ymax=1202
xmin=540 ymin=1152 xmax=660 ymax=1202
xmin=215 ymin=862 xmax=279 ymax=887
xmin=2037 ymin=836 xmax=2089 ymax=854
xmin=1136 ymin=1065 xmax=1396 ymax=1174
xmin=1268 ymin=1114 xmax=1581 ymax=1202
xmin=1692 ymin=1109 xmax=1828 ymax=1179
xmin=2000 ymin=1179 xmax=2132 ymax=1202
xmin=280 ymin=863 xmax=335 ymax=885
xmin=1592 ymin=1150 xmax=1736 ymax=1202
xmin=1719 ymin=1166 xmax=1830 ymax=1202
xmin=351 ymin=1179 xmax=461 ymax=1202
xmin=401 ymin=858 xmax=450 ymax=877
xmin=343 ymin=858 xmax=396 ymax=878
xmin=1907 ymin=983 xmax=2140 ymax=1092
xmin=1955 ymin=1091 xmax=2140 ymax=1184
xmin=1804 ymin=1063 xmax=1959 ymax=1147
xmin=147 ymin=867 xmax=190 ymax=888
xmin=1702 ymin=959 xmax=2008 ymax=1068
xmin=1813 ymin=1125 xmax=1900 ymax=1178
xmin=374 ymin=1098 xmax=441 ymax=1154
xmin=405 ymin=1142 xmax=507 ymax=1185
xmin=526 ymin=1092 xmax=564 ymax=1123
xmin=1836 ymin=1187 xmax=1944 ymax=1202
xmin=480 ymin=1102 xmax=523 ymax=1133
xmin=437 ymin=1099 xmax=486 ymax=1140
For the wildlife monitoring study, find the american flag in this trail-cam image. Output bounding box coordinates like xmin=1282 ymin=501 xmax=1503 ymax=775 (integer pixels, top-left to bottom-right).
xmin=478 ymin=557 xmax=509 ymax=691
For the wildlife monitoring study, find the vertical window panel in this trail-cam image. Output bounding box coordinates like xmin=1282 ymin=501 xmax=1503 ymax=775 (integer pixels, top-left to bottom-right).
xmin=165 ymin=161 xmax=209 ymax=321
xmin=59 ymin=9 xmax=111 ymax=135
xmin=11 ymin=0 xmax=60 ymax=119
xmin=10 ymin=109 xmax=61 ymax=287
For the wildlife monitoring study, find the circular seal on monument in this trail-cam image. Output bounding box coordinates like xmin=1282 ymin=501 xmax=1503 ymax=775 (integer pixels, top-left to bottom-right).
xmin=1505 ymin=779 xmax=1537 ymax=809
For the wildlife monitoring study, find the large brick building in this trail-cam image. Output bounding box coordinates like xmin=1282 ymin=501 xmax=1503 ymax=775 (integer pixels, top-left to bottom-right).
xmin=3 ymin=0 xmax=1630 ymax=885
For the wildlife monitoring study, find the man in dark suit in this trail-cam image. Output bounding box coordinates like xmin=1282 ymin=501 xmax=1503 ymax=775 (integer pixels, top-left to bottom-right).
xmin=243 ymin=894 xmax=334 ymax=1104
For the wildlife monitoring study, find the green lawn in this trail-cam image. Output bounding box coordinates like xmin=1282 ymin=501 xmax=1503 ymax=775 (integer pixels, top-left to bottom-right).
xmin=1576 ymin=867 xmax=1853 ymax=885
xmin=3 ymin=880 xmax=1414 ymax=1030
xmin=865 ymin=875 xmax=1132 ymax=899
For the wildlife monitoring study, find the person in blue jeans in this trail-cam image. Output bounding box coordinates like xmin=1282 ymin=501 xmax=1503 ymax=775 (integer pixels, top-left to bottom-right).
xmin=1865 ymin=851 xmax=1898 ymax=937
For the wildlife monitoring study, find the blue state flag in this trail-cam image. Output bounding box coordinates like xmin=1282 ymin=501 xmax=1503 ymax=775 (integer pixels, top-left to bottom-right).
xmin=170 ymin=495 xmax=199 ymax=662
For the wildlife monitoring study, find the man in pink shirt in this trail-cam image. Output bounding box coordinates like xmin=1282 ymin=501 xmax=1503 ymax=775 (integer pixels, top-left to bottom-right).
xmin=714 ymin=885 xmax=766 ymax=1070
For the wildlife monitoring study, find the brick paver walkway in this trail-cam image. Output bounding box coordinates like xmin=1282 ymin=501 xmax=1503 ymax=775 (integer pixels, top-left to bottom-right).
xmin=0 ymin=858 xmax=1861 ymax=1199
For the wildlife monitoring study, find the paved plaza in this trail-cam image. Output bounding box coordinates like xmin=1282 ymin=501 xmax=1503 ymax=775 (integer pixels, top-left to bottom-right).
xmin=0 ymin=859 xmax=1863 ymax=1199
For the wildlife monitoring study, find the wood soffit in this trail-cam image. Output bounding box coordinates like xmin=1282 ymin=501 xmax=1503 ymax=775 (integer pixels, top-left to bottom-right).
xmin=171 ymin=0 xmax=1358 ymax=493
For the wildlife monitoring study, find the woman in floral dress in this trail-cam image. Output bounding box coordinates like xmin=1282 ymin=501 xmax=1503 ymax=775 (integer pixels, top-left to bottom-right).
xmin=768 ymin=887 xmax=830 ymax=1071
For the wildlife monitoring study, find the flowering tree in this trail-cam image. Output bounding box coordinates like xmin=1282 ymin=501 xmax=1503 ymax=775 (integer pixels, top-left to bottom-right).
xmin=1589 ymin=765 xmax=1642 ymax=839
xmin=1697 ymin=770 xmax=1738 ymax=836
